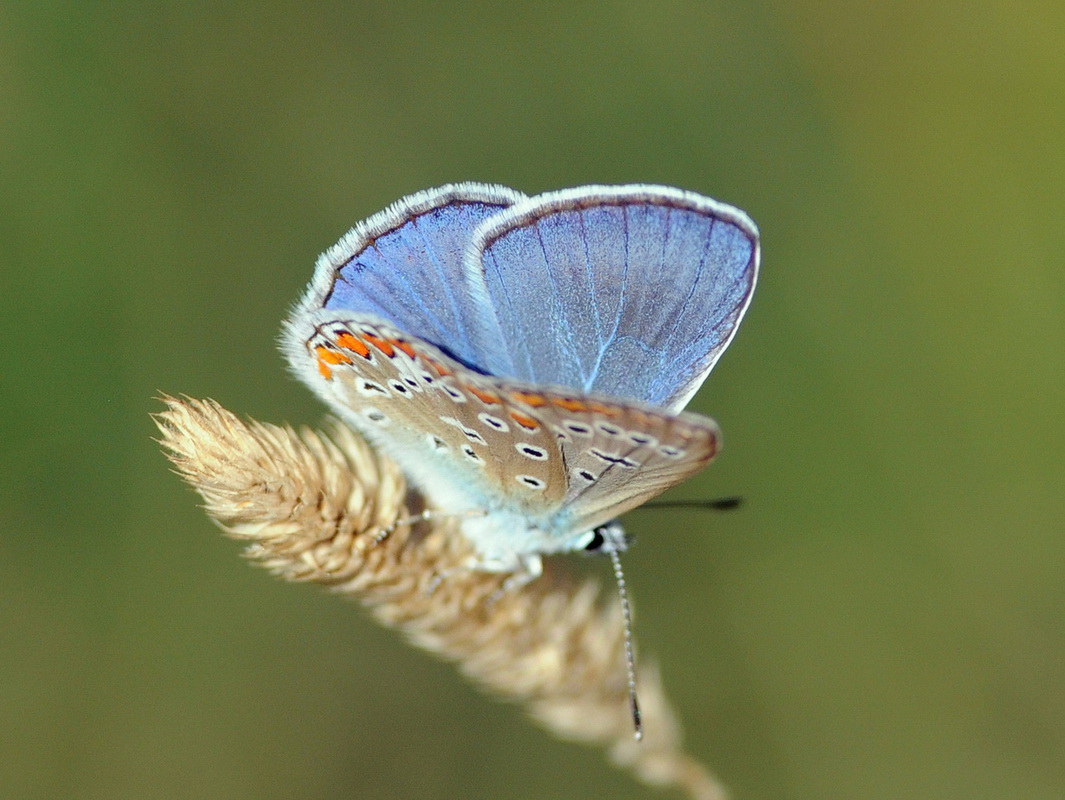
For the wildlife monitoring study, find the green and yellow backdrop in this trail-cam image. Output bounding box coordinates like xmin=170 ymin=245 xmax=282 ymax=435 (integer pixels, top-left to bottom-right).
xmin=3 ymin=3 xmax=1062 ymax=798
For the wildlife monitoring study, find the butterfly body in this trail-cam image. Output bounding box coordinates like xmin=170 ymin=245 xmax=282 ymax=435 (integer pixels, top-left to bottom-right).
xmin=283 ymin=183 xmax=758 ymax=577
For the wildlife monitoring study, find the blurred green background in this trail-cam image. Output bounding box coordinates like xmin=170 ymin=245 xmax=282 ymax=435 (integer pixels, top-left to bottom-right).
xmin=3 ymin=2 xmax=1063 ymax=798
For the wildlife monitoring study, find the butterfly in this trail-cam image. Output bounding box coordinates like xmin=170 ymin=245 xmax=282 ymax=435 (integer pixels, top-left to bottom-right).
xmin=282 ymin=183 xmax=759 ymax=580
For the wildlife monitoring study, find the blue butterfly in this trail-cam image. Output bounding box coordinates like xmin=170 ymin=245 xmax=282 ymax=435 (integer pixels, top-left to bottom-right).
xmin=283 ymin=184 xmax=758 ymax=579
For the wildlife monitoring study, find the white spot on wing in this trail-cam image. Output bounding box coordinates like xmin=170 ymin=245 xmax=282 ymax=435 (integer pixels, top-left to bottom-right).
xmin=478 ymin=412 xmax=509 ymax=433
xmin=516 ymin=443 xmax=549 ymax=461
xmin=516 ymin=475 xmax=547 ymax=491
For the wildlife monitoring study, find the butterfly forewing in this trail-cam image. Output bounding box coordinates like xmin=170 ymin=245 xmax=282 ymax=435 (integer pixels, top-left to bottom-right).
xmin=294 ymin=183 xmax=525 ymax=372
xmin=466 ymin=185 xmax=759 ymax=412
xmin=531 ymin=392 xmax=720 ymax=531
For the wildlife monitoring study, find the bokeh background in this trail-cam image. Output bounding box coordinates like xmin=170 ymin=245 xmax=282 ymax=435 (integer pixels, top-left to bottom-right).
xmin=3 ymin=3 xmax=1063 ymax=799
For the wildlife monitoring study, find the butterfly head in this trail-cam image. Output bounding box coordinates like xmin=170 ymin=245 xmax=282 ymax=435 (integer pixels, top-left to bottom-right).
xmin=580 ymin=519 xmax=631 ymax=555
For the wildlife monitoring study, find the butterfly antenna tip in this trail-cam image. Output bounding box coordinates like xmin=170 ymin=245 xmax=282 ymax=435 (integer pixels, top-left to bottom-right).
xmin=607 ymin=546 xmax=643 ymax=741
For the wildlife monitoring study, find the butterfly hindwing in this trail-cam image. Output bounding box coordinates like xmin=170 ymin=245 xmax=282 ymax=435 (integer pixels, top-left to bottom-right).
xmin=291 ymin=311 xmax=719 ymax=540
xmin=296 ymin=314 xmax=568 ymax=517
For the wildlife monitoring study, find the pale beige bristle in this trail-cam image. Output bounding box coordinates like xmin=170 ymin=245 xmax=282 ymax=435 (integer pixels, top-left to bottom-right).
xmin=154 ymin=395 xmax=727 ymax=800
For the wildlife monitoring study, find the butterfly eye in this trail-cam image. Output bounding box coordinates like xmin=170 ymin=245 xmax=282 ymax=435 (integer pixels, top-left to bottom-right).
xmin=583 ymin=529 xmax=606 ymax=552
xmin=582 ymin=520 xmax=630 ymax=554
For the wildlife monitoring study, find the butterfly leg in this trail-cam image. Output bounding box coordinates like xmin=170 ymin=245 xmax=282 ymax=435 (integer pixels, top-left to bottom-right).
xmin=424 ymin=552 xmax=543 ymax=599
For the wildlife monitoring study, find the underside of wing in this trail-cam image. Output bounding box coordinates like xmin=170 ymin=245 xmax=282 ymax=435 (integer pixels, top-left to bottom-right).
xmin=289 ymin=310 xmax=720 ymax=536
xmin=292 ymin=312 xmax=569 ymax=517
xmin=556 ymin=405 xmax=719 ymax=531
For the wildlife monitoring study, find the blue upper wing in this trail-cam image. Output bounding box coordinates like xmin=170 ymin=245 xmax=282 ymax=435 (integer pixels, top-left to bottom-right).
xmin=307 ymin=183 xmax=525 ymax=369
xmin=463 ymin=185 xmax=759 ymax=411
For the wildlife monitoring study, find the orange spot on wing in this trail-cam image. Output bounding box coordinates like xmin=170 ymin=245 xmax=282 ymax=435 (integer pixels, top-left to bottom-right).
xmin=389 ymin=339 xmax=417 ymax=359
xmin=511 ymin=391 xmax=548 ymax=408
xmin=315 ymin=345 xmax=353 ymax=365
xmin=362 ymin=333 xmax=395 ymax=358
xmin=552 ymin=397 xmax=587 ymax=412
xmin=467 ymin=386 xmax=501 ymax=405
xmin=625 ymin=408 xmax=652 ymax=428
xmin=317 ymin=360 xmax=332 ymax=380
xmin=428 ymin=359 xmax=453 ymax=377
xmin=587 ymin=401 xmax=621 ymax=418
xmin=509 ymin=410 xmax=540 ymax=430
xmin=335 ymin=331 xmax=371 ymax=358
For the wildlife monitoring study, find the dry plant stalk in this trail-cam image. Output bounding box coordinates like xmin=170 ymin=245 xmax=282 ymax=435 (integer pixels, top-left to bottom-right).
xmin=155 ymin=395 xmax=726 ymax=800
